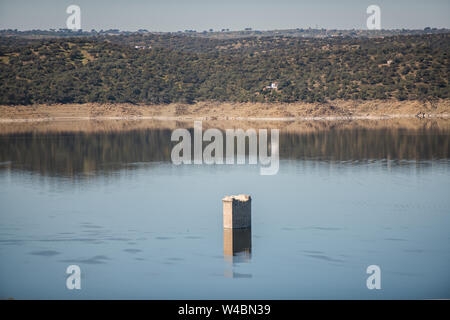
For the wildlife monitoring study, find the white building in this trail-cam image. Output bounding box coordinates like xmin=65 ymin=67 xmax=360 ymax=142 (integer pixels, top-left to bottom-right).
xmin=265 ymin=82 xmax=278 ymax=90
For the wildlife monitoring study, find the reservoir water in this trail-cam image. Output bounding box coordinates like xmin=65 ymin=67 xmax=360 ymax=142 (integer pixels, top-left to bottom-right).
xmin=0 ymin=121 xmax=449 ymax=299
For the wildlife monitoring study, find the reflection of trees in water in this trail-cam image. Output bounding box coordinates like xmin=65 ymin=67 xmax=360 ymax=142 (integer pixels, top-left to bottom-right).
xmin=281 ymin=128 xmax=449 ymax=161
xmin=0 ymin=127 xmax=448 ymax=177
xmin=0 ymin=129 xmax=173 ymax=177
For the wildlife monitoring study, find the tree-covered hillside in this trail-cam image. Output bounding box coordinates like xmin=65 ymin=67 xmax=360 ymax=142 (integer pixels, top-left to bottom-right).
xmin=0 ymin=33 xmax=448 ymax=105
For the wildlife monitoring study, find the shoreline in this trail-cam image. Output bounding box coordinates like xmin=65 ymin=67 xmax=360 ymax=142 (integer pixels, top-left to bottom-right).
xmin=1 ymin=100 xmax=449 ymax=120
xmin=1 ymin=112 xmax=450 ymax=124
xmin=1 ymin=100 xmax=450 ymax=134
xmin=1 ymin=117 xmax=449 ymax=135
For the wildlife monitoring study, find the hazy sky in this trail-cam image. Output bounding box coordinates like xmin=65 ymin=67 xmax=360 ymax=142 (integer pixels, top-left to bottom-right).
xmin=0 ymin=0 xmax=449 ymax=31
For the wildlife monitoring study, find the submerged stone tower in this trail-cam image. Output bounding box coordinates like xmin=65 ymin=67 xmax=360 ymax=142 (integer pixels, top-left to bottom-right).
xmin=222 ymin=194 xmax=251 ymax=229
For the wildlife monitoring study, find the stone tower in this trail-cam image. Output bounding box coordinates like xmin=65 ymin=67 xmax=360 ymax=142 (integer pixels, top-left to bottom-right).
xmin=222 ymin=194 xmax=251 ymax=229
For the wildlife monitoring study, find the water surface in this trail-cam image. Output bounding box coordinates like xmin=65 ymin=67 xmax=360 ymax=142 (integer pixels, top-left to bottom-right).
xmin=0 ymin=122 xmax=449 ymax=299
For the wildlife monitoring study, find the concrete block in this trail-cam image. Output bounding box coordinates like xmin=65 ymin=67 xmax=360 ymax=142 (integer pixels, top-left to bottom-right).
xmin=222 ymin=194 xmax=251 ymax=229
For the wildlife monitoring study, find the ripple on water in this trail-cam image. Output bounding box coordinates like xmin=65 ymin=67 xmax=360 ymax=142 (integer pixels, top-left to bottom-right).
xmin=29 ymin=250 xmax=61 ymax=257
xmin=60 ymin=255 xmax=110 ymax=265
xmin=167 ymin=257 xmax=184 ymax=261
xmin=123 ymin=248 xmax=142 ymax=254
xmin=304 ymin=254 xmax=345 ymax=263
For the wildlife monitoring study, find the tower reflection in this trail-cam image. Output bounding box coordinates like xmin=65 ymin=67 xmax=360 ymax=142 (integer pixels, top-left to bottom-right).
xmin=223 ymin=228 xmax=252 ymax=278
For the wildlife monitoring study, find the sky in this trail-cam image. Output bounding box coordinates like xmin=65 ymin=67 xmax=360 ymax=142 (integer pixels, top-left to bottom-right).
xmin=0 ymin=0 xmax=449 ymax=32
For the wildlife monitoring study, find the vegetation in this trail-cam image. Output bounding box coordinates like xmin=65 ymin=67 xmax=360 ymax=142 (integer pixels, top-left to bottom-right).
xmin=0 ymin=33 xmax=448 ymax=105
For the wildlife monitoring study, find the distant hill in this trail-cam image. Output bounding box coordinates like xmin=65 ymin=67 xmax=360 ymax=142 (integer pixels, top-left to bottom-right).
xmin=0 ymin=32 xmax=448 ymax=105
xmin=1 ymin=27 xmax=449 ymax=39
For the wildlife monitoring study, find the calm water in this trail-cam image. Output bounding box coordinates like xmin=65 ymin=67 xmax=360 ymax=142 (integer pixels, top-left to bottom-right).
xmin=0 ymin=123 xmax=449 ymax=299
